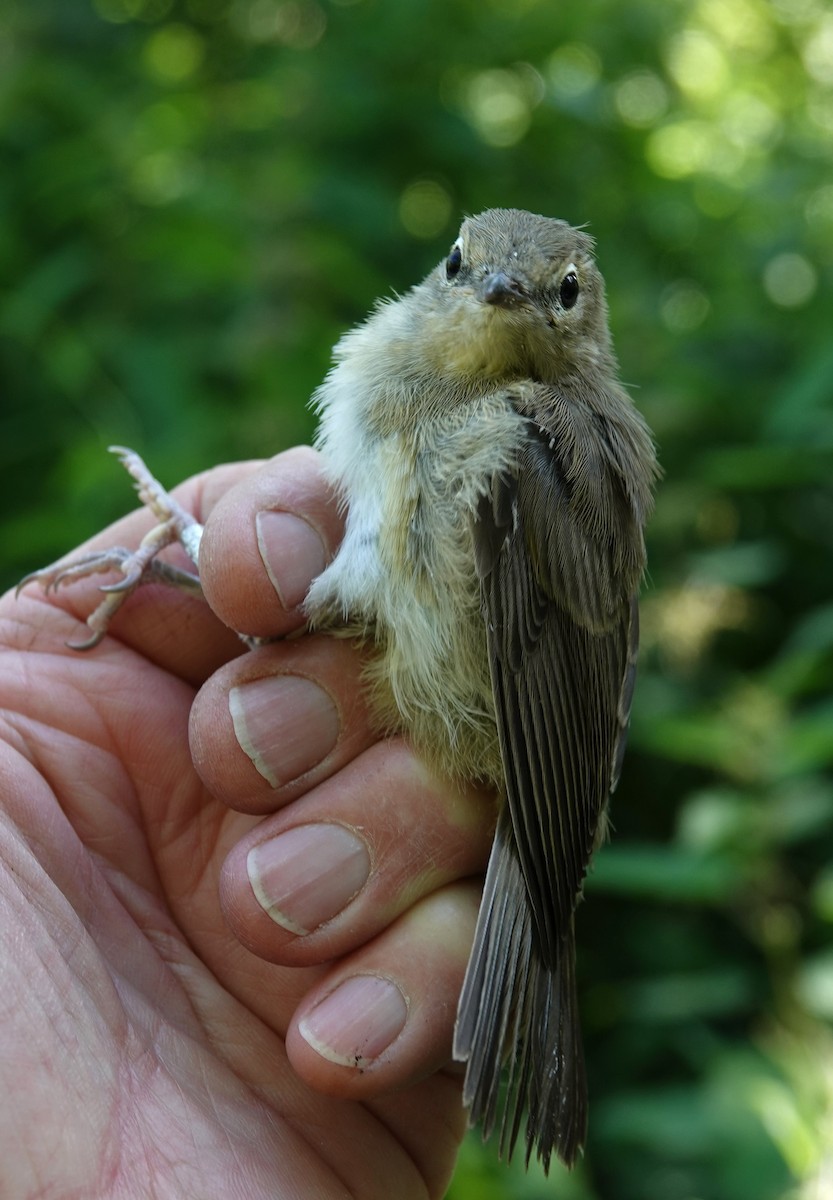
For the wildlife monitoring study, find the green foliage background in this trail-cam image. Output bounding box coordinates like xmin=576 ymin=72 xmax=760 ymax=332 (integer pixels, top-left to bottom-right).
xmin=2 ymin=0 xmax=832 ymax=1196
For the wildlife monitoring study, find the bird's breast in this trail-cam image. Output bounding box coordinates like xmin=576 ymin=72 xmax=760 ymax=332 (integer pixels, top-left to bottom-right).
xmin=308 ymin=365 xmax=527 ymax=783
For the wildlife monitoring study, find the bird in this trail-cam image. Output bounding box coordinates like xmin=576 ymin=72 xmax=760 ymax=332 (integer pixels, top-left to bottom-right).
xmin=19 ymin=208 xmax=658 ymax=1171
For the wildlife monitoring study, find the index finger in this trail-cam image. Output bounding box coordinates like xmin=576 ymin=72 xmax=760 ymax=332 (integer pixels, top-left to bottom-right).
xmin=199 ymin=445 xmax=343 ymax=641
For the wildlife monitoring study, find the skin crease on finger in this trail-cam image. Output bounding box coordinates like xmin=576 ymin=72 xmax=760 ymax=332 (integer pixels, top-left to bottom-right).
xmin=284 ymin=882 xmax=483 ymax=1096
xmin=214 ymin=737 xmax=496 ymax=969
xmin=188 ymin=634 xmax=379 ymax=814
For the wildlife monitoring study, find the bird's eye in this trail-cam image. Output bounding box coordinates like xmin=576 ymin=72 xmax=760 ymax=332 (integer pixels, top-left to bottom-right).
xmin=559 ymin=271 xmax=579 ymax=309
xmin=446 ymin=243 xmax=463 ymax=279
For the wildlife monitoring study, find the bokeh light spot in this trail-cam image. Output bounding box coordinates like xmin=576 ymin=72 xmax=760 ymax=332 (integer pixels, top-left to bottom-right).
xmin=646 ymin=120 xmax=713 ymax=178
xmin=661 ymin=280 xmax=712 ymax=332
xmin=803 ymin=14 xmax=833 ymax=84
xmin=131 ymin=149 xmax=199 ymax=204
xmin=697 ymin=0 xmax=776 ymax=55
xmin=763 ymin=253 xmax=818 ymax=307
xmin=547 ymin=43 xmax=602 ymax=100
xmin=463 ymin=69 xmax=534 ymax=147
xmin=399 ymin=181 xmax=453 ymax=241
xmin=143 ymin=24 xmax=205 ymax=83
xmin=231 ymin=0 xmax=327 ymax=47
xmin=614 ymin=71 xmax=669 ymax=128
xmin=666 ymin=29 xmax=730 ymax=101
xmin=720 ymin=91 xmax=780 ymax=151
xmin=805 ymin=182 xmax=833 ymax=230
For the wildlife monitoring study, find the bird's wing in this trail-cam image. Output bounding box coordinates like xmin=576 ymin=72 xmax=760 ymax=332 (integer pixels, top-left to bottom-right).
xmin=472 ymin=387 xmax=649 ymax=962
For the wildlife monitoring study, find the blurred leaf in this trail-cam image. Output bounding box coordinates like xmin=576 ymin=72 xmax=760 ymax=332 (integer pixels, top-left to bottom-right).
xmin=0 ymin=242 xmax=93 ymax=340
xmin=795 ymin=950 xmax=833 ymax=1021
xmin=776 ymin=701 xmax=833 ymax=777
xmin=588 ymin=843 xmax=739 ymax=903
xmin=686 ymin=541 xmax=785 ymax=587
xmin=697 ymin=446 xmax=832 ymax=490
xmin=764 ymin=338 xmax=833 ymax=446
xmin=621 ymin=966 xmax=756 ymax=1021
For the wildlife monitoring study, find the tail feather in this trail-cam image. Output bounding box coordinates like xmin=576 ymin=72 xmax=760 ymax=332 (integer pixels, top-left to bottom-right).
xmin=453 ymin=809 xmax=587 ymax=1172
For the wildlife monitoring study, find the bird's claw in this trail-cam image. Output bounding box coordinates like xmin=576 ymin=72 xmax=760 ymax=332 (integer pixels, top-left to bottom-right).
xmin=17 ymin=548 xmax=135 ymax=597
xmin=18 ymin=447 xmax=204 ymax=649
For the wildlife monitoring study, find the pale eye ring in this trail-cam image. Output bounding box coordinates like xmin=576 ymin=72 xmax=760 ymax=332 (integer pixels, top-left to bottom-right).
xmin=446 ymin=242 xmax=463 ymax=279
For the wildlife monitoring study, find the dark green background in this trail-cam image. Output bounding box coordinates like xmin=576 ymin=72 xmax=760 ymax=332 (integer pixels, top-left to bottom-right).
xmin=2 ymin=1 xmax=832 ymax=1197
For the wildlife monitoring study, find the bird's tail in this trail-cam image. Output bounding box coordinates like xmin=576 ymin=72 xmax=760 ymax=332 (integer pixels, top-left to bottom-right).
xmin=453 ymin=807 xmax=587 ymax=1172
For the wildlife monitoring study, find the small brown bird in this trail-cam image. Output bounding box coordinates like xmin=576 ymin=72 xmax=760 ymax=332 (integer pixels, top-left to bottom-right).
xmin=304 ymin=209 xmax=657 ymax=1169
xmin=21 ymin=209 xmax=658 ymax=1171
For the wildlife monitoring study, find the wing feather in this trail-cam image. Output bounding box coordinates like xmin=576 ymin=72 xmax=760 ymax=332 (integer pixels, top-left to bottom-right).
xmin=475 ymin=401 xmax=647 ymax=957
xmin=455 ymin=385 xmax=653 ymax=1167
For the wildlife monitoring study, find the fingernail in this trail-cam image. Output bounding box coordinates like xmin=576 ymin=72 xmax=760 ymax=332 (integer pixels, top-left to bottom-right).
xmin=247 ymin=824 xmax=371 ymax=935
xmin=299 ymin=976 xmax=408 ymax=1066
xmin=230 ymin=676 xmax=339 ymax=788
xmin=256 ymin=511 xmax=327 ymax=611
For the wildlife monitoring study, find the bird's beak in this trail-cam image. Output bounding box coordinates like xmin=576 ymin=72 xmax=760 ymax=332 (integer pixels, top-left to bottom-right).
xmin=481 ymin=271 xmax=528 ymax=308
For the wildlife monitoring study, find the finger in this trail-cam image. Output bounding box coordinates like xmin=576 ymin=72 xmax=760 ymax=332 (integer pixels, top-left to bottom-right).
xmin=189 ymin=633 xmax=377 ymax=814
xmin=199 ymin=445 xmax=343 ymax=640
xmin=286 ymin=882 xmax=480 ymax=1098
xmin=217 ymin=737 xmax=496 ymax=968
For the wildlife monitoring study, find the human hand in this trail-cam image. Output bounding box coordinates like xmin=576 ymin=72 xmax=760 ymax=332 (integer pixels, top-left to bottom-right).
xmin=2 ymin=448 xmax=495 ymax=1199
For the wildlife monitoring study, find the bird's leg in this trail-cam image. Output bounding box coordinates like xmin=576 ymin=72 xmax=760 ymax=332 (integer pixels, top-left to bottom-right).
xmin=17 ymin=445 xmax=204 ymax=649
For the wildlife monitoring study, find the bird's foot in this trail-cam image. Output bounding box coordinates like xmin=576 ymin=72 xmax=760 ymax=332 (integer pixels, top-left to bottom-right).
xmin=17 ymin=446 xmax=204 ymax=649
